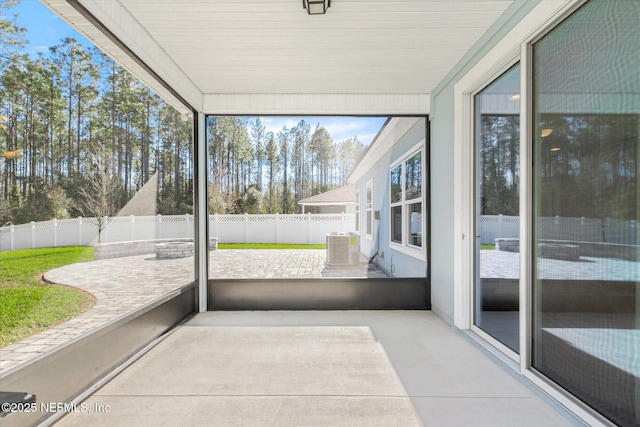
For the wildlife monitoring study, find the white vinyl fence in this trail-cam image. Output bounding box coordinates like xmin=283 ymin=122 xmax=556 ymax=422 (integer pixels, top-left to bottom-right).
xmin=480 ymin=215 xmax=639 ymax=245
xmin=3 ymin=214 xmax=636 ymax=251
xmin=480 ymin=215 xmax=520 ymax=245
xmin=0 ymin=213 xmax=355 ymax=251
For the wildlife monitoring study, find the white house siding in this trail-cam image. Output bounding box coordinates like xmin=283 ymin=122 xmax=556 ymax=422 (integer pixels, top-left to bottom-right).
xmin=354 ymin=118 xmax=427 ymax=278
xmin=429 ymin=85 xmax=457 ymax=321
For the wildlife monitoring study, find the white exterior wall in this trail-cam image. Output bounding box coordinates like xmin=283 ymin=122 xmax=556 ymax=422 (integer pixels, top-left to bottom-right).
xmin=353 ymin=118 xmax=427 ymax=278
xmin=429 ymin=85 xmax=457 ymax=321
xmin=429 ymin=0 xmax=544 ymax=323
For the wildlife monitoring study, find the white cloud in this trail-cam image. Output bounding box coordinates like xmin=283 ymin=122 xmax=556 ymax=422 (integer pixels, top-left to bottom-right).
xmin=31 ymin=45 xmax=49 ymax=54
xmin=246 ymin=116 xmax=386 ymax=145
xmin=322 ymin=119 xmax=377 ymax=142
xmin=261 ymin=118 xmax=300 ymax=136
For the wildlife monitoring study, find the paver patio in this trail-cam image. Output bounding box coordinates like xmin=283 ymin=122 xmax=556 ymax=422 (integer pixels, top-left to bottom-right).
xmin=0 ymin=249 xmax=386 ymax=373
xmin=3 ymin=248 xmax=637 ymax=374
xmin=480 ymin=249 xmax=640 ymax=281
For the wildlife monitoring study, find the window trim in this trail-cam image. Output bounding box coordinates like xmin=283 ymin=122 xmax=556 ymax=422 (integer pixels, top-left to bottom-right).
xmin=389 ymin=140 xmax=425 ymax=260
xmin=365 ymin=180 xmax=373 ymax=239
xmin=355 ymin=189 xmax=360 ymax=234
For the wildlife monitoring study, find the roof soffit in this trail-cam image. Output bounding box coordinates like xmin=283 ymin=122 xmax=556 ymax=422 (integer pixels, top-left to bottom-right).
xmin=42 ymin=0 xmax=202 ymax=113
xmin=42 ymin=0 xmax=516 ymax=115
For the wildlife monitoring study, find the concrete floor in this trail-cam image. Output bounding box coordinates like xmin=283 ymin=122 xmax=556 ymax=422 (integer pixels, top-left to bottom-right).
xmin=56 ymin=311 xmax=582 ymax=427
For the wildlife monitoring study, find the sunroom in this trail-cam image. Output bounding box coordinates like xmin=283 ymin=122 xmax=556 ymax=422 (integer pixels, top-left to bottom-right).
xmin=1 ymin=1 xmax=638 ymax=426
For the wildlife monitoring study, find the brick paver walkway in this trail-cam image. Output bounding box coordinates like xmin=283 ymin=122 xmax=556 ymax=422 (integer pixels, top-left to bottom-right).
xmin=480 ymin=249 xmax=640 ymax=281
xmin=0 ymin=250 xmax=386 ymax=373
xmin=5 ymin=248 xmax=637 ymax=374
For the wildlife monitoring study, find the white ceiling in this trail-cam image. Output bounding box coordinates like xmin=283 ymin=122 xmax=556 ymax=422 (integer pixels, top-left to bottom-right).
xmin=42 ymin=0 xmax=515 ymax=114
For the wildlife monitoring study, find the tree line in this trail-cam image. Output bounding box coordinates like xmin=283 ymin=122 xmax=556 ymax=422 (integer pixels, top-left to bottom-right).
xmin=0 ymin=0 xmax=194 ymax=225
xmin=0 ymin=1 xmax=365 ymax=225
xmin=207 ymin=117 xmax=364 ymax=214
xmin=480 ymin=112 xmax=638 ymax=223
xmin=537 ymin=114 xmax=638 ymax=222
xmin=479 ymin=115 xmax=519 ymax=216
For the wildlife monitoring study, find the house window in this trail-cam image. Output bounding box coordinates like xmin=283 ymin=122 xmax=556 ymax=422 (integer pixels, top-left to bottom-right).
xmin=366 ymin=181 xmax=373 ymax=237
xmin=355 ymin=190 xmax=360 ymax=232
xmin=390 ymin=147 xmax=423 ymax=251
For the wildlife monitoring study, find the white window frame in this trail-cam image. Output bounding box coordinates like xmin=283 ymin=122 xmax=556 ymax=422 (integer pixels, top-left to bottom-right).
xmin=453 ymin=1 xmax=607 ymax=426
xmin=389 ymin=140 xmax=425 ymax=260
xmin=365 ymin=181 xmax=373 ymax=239
xmin=470 ymin=61 xmax=522 ymax=365
xmin=355 ymin=189 xmax=360 ymax=233
xmin=453 ymin=0 xmax=578 ymax=330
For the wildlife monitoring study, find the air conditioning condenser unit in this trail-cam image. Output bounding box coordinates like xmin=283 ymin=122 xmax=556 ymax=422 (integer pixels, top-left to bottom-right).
xmin=326 ymin=232 xmax=360 ymax=266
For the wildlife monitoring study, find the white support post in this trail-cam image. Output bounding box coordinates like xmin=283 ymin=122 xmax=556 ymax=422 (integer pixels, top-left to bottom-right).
xmin=103 ymin=216 xmax=109 ymax=243
xmin=130 ymin=215 xmax=135 ymax=241
xmin=156 ymin=214 xmax=162 ymax=239
xmin=195 ymin=111 xmax=209 ymax=313
xmin=78 ymin=217 xmax=82 ymax=246
xmin=31 ymin=221 xmax=35 ymax=248
xmin=307 ymin=212 xmax=312 ymax=244
xmin=10 ymin=224 xmax=14 ymax=250
xmin=214 ymin=213 xmax=218 ymax=240
xmin=520 ymin=40 xmax=532 ymax=373
xmin=244 ymin=213 xmax=249 ymax=244
xmin=53 ymin=219 xmax=57 ymax=247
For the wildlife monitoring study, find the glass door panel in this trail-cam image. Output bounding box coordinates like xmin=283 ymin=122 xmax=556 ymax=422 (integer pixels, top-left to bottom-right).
xmin=532 ymin=1 xmax=640 ymax=425
xmin=474 ymin=64 xmax=521 ymax=354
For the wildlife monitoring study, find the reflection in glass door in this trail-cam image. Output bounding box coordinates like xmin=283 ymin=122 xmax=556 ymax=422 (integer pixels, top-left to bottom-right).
xmin=474 ymin=64 xmax=521 ymax=354
xmin=531 ymin=1 xmax=639 ymax=425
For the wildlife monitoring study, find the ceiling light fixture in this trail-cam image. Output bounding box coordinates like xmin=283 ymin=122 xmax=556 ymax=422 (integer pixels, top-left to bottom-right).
xmin=541 ymin=129 xmax=553 ymax=138
xmin=303 ymin=0 xmax=330 ymax=15
xmin=550 ymin=147 xmax=561 ymax=152
xmin=510 ymin=94 xmax=521 ymax=100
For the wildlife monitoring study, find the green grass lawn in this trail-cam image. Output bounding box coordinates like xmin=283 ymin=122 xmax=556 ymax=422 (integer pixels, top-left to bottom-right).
xmin=218 ymin=243 xmax=326 ymax=249
xmin=481 ymin=244 xmax=496 ymax=250
xmin=0 ymin=246 xmax=96 ymax=348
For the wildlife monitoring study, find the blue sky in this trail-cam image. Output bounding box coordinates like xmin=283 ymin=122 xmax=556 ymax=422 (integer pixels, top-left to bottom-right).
xmin=11 ymin=1 xmax=387 ymax=145
xmin=258 ymin=116 xmax=386 ymax=146
xmin=12 ymin=0 xmax=89 ymax=56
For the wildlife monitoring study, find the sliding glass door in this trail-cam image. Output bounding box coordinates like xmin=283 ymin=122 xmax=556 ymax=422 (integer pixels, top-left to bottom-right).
xmin=474 ymin=64 xmax=521 ymax=354
xmin=531 ymin=1 xmax=639 ymax=425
